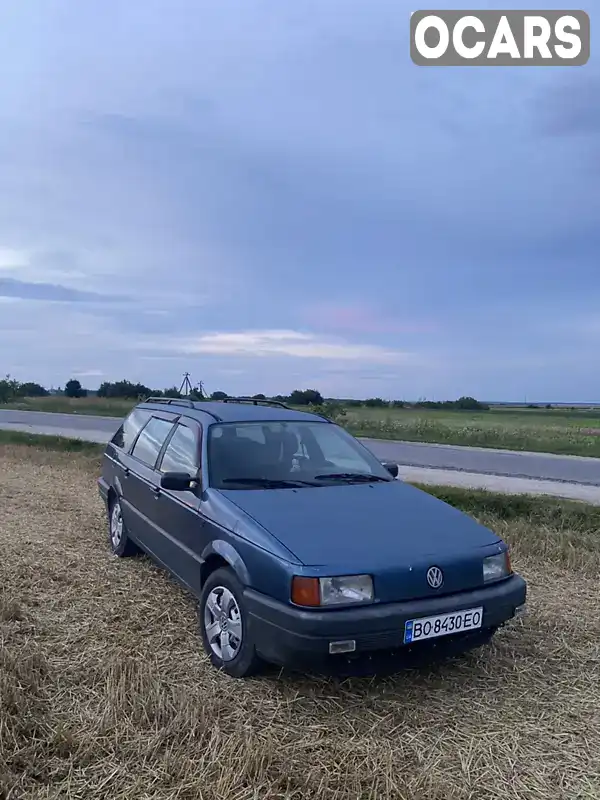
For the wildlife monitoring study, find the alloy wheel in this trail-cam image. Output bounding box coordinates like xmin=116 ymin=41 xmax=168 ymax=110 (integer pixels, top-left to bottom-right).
xmin=203 ymin=586 xmax=243 ymax=661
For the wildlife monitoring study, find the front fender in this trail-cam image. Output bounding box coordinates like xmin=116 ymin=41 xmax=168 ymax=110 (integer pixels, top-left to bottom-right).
xmin=201 ymin=539 xmax=251 ymax=586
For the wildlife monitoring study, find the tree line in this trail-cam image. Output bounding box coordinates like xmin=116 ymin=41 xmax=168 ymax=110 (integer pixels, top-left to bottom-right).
xmin=0 ymin=374 xmax=490 ymax=411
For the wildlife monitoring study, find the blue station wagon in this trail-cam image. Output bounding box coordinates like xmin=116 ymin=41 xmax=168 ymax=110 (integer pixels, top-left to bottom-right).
xmin=98 ymin=397 xmax=527 ymax=677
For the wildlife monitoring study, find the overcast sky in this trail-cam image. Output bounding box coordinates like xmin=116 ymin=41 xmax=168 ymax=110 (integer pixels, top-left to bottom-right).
xmin=0 ymin=0 xmax=598 ymax=401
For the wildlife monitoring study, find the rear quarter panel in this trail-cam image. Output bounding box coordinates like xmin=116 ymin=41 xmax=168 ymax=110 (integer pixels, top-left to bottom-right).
xmin=100 ymin=442 xmax=126 ymax=501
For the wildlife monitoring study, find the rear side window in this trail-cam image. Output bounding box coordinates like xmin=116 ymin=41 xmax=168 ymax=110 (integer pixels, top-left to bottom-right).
xmin=111 ymin=408 xmax=152 ymax=451
xmin=159 ymin=424 xmax=199 ymax=474
xmin=130 ymin=417 xmax=175 ymax=468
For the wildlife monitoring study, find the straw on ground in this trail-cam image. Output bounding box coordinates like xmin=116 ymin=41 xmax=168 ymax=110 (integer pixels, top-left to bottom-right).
xmin=1 ymin=445 xmax=599 ymax=799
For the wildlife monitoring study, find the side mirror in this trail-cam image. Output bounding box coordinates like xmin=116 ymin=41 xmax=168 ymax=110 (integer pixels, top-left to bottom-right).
xmin=160 ymin=471 xmax=194 ymax=491
xmin=382 ymin=461 xmax=399 ymax=478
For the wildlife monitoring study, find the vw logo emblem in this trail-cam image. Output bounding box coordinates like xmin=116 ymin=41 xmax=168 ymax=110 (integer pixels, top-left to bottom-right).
xmin=427 ymin=566 xmax=444 ymax=589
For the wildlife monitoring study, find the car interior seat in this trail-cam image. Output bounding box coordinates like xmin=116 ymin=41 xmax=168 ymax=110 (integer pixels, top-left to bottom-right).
xmin=209 ymin=429 xmax=269 ymax=483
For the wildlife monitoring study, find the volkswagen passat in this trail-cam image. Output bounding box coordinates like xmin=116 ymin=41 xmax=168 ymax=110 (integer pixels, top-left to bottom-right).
xmin=98 ymin=397 xmax=526 ymax=677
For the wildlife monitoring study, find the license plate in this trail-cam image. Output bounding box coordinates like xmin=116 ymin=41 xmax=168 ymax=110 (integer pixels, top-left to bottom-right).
xmin=403 ymin=606 xmax=483 ymax=644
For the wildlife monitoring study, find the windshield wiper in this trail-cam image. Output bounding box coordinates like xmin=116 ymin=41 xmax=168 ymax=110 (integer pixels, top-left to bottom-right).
xmin=314 ymin=472 xmax=393 ymax=483
xmin=221 ymin=477 xmax=319 ymax=488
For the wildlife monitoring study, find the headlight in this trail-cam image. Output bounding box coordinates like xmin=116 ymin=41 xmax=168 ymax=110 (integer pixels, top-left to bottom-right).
xmin=320 ymin=574 xmax=374 ymax=606
xmin=483 ymin=551 xmax=512 ymax=583
xmin=291 ymin=574 xmax=374 ymax=606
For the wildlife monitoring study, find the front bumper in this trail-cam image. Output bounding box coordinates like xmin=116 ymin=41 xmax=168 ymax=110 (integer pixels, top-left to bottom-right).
xmin=245 ymin=573 xmax=526 ymax=672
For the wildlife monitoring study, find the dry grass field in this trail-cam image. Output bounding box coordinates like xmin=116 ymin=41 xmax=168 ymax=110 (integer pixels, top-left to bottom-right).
xmin=2 ymin=444 xmax=600 ymax=800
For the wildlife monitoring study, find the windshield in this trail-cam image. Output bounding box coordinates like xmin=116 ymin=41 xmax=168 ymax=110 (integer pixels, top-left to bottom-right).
xmin=207 ymin=421 xmax=394 ymax=490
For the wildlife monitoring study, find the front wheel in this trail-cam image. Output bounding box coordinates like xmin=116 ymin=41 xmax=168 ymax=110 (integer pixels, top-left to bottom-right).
xmin=198 ymin=567 xmax=264 ymax=678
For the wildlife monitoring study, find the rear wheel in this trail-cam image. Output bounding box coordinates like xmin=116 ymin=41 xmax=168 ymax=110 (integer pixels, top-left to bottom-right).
xmin=198 ymin=567 xmax=264 ymax=678
xmin=108 ymin=496 xmax=140 ymax=557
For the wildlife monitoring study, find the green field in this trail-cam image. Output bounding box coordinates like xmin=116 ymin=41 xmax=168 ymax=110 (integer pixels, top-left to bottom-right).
xmin=4 ymin=395 xmax=135 ymax=417
xmin=341 ymin=405 xmax=600 ymax=456
xmin=4 ymin=396 xmax=600 ymax=457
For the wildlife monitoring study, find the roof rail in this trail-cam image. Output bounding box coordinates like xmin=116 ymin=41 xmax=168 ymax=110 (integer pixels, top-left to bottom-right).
xmin=144 ymin=396 xmax=196 ymax=409
xmin=142 ymin=396 xmax=223 ymax=422
xmin=221 ymin=396 xmax=291 ymax=409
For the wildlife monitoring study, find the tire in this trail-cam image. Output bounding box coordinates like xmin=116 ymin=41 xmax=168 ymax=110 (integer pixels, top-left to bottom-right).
xmin=107 ymin=495 xmax=140 ymax=557
xmin=472 ymin=626 xmax=498 ymax=649
xmin=198 ymin=567 xmax=264 ymax=678
xmin=446 ymin=626 xmax=498 ymax=661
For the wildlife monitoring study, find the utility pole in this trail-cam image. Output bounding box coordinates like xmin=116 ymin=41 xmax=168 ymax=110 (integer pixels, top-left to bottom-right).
xmin=178 ymin=372 xmax=207 ymax=399
xmin=179 ymin=372 xmax=193 ymax=396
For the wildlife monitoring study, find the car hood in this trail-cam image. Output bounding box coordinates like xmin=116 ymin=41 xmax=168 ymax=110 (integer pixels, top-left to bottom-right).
xmin=221 ymin=480 xmax=501 ymax=568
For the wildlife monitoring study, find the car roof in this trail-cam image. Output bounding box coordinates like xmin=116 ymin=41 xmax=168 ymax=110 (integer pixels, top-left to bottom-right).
xmin=136 ymin=397 xmax=329 ymax=425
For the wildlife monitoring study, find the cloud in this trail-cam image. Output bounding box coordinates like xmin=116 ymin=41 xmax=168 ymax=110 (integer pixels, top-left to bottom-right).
xmin=0 ymin=0 xmax=599 ymax=401
xmin=0 ymin=248 xmax=29 ymax=270
xmin=174 ymin=329 xmax=413 ymax=363
xmin=0 ymin=277 xmax=127 ymax=304
xmin=537 ymin=74 xmax=600 ymax=137
xmin=301 ymin=301 xmax=437 ymax=335
xmin=72 ymin=369 xmax=104 ymax=378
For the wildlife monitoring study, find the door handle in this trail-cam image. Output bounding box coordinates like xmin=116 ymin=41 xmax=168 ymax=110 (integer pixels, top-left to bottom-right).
xmin=153 ymin=486 xmax=161 ymax=498
xmin=123 ymin=467 xmax=130 ymax=477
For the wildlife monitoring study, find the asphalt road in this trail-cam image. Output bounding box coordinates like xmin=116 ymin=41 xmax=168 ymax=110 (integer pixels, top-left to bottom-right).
xmin=2 ymin=408 xmax=600 ymax=486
